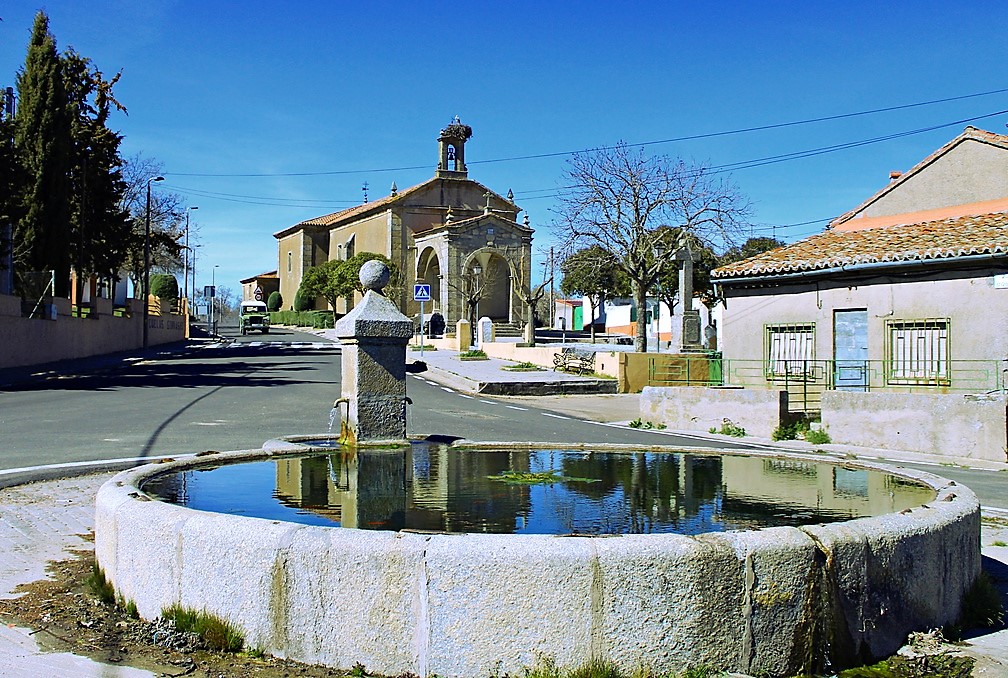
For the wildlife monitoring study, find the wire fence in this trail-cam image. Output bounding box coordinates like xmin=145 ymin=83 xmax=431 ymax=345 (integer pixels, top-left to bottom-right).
xmin=647 ymin=355 xmax=1007 ymax=414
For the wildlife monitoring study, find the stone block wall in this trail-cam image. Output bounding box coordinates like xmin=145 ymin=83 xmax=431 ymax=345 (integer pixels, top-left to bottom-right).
xmin=822 ymin=390 xmax=1008 ymax=463
xmin=640 ymin=385 xmax=788 ymax=438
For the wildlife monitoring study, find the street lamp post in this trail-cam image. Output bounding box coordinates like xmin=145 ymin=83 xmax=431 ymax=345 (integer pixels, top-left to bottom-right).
xmin=210 ymin=264 xmax=219 ymax=336
xmin=183 ymin=206 xmax=198 ymax=314
xmin=142 ymin=176 xmax=164 ymax=349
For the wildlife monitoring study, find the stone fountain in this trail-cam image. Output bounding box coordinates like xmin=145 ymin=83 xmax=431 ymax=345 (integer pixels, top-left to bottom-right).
xmin=94 ymin=262 xmax=983 ymax=678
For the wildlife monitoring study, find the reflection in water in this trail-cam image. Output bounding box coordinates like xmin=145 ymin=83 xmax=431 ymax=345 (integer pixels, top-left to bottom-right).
xmin=143 ymin=447 xmax=935 ymax=536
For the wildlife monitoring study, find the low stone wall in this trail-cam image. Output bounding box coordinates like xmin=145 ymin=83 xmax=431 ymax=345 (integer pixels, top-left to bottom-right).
xmin=823 ymin=390 xmax=1008 ymax=463
xmin=95 ymin=446 xmax=980 ymax=678
xmin=0 ymin=293 xmax=186 ymax=370
xmin=640 ymin=386 xmax=787 ymax=438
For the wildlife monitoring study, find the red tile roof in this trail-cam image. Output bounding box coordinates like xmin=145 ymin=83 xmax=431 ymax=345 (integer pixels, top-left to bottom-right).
xmin=831 ymin=126 xmax=1008 ymax=227
xmin=712 ymin=210 xmax=1008 ymax=280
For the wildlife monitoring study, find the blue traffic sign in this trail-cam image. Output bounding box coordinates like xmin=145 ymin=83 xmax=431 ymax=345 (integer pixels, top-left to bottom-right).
xmin=413 ymin=283 xmax=431 ymax=302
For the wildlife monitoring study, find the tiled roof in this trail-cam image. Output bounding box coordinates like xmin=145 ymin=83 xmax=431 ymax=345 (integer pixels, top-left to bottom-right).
xmin=712 ymin=210 xmax=1008 ymax=280
xmin=273 ymin=176 xmax=516 ymax=238
xmin=831 ymin=126 xmax=1008 ymax=227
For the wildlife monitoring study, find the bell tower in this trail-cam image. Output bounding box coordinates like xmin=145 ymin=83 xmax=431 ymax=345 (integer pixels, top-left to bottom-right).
xmin=436 ymin=116 xmax=473 ymax=178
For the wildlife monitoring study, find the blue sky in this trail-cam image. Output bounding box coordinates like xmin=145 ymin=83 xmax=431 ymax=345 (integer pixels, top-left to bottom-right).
xmin=3 ymin=1 xmax=1007 ymax=295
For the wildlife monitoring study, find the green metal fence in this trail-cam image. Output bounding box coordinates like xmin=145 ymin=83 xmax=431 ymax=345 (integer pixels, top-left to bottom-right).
xmin=647 ymin=356 xmax=1007 ymax=414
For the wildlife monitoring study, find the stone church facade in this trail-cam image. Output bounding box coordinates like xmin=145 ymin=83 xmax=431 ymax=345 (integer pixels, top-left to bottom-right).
xmin=274 ymin=119 xmax=534 ymax=328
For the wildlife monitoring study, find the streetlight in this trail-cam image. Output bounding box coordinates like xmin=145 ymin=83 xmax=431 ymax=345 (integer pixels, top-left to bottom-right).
xmin=210 ymin=264 xmax=219 ymax=336
xmin=472 ymin=263 xmax=482 ymax=343
xmin=142 ymin=175 xmax=164 ymax=348
xmin=183 ymin=206 xmax=198 ymax=314
xmin=191 ymin=244 xmax=203 ymax=320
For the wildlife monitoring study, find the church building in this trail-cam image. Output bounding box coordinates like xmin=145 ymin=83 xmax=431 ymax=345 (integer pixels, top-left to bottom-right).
xmin=274 ymin=119 xmax=534 ymax=328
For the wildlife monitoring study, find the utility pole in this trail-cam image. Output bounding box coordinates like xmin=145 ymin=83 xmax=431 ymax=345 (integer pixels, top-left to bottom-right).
xmin=549 ymin=247 xmax=555 ymax=329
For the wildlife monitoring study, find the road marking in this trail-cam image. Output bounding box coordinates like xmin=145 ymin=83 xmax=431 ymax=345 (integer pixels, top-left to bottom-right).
xmin=478 ymin=400 xmax=495 ymax=405
xmin=458 ymin=394 xmax=475 ymax=399
xmin=542 ymin=413 xmax=570 ymax=420
xmin=506 ymin=405 xmax=528 ymax=411
xmin=441 ymin=387 xmax=454 ymax=393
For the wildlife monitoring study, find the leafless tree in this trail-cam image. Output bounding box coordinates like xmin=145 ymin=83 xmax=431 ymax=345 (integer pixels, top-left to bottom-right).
xmin=500 ymin=244 xmax=551 ymax=346
xmin=120 ymin=153 xmax=191 ymax=292
xmin=442 ymin=258 xmax=503 ymax=342
xmin=554 ymin=142 xmax=751 ymax=352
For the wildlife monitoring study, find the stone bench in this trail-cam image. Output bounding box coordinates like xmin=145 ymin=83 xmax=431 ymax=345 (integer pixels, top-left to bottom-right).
xmin=553 ymin=347 xmax=596 ymax=375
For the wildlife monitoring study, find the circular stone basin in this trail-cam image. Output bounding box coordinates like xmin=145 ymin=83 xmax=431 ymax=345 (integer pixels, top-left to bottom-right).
xmin=95 ymin=442 xmax=980 ymax=678
xmin=141 ymin=445 xmax=937 ymax=535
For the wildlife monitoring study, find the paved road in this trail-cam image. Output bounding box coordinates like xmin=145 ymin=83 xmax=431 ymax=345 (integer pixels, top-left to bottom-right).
xmin=0 ymin=326 xmax=731 ymax=472
xmin=2 ymin=326 xmax=1006 ymax=510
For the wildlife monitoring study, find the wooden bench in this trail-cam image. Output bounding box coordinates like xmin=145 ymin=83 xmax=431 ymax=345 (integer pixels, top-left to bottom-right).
xmin=553 ymin=347 xmax=596 ymax=375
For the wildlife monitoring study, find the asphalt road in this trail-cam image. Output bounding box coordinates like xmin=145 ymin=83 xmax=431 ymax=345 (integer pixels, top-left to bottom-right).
xmin=1 ymin=324 xmax=1005 ymax=509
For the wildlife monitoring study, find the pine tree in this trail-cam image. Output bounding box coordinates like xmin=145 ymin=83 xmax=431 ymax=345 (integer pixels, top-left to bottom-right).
xmin=13 ymin=11 xmax=73 ymax=296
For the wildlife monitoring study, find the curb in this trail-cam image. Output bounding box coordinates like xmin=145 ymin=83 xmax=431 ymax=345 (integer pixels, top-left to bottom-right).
xmin=0 ymin=455 xmax=190 ymax=490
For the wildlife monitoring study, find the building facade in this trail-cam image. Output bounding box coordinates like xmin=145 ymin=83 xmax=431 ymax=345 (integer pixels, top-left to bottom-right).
xmin=274 ymin=119 xmax=534 ymax=327
xmin=711 ymin=127 xmax=1008 ymax=405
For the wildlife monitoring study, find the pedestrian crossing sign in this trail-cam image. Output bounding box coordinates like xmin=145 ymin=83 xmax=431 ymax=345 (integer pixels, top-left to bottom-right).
xmin=413 ymin=283 xmax=431 ymax=302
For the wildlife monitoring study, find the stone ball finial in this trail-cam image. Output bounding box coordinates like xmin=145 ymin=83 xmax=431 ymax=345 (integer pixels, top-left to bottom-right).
xmin=359 ymin=259 xmax=391 ymax=292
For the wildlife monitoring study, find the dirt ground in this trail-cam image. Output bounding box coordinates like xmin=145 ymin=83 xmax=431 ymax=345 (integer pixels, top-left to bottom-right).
xmin=0 ymin=541 xmax=354 ymax=678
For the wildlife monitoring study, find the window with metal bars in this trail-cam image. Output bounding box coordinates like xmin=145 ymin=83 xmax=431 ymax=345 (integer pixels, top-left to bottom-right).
xmin=886 ymin=318 xmax=950 ymax=385
xmin=764 ymin=323 xmax=815 ymax=377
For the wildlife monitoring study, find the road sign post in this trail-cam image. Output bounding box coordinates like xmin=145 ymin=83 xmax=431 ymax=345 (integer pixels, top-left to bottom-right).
xmin=413 ymin=284 xmax=432 ymax=357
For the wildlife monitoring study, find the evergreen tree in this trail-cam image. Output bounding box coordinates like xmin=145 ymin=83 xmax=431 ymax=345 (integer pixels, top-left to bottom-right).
xmin=0 ymin=87 xmax=17 ymax=287
xmin=13 ymin=11 xmax=73 ymax=296
xmin=62 ymin=49 xmax=130 ymax=288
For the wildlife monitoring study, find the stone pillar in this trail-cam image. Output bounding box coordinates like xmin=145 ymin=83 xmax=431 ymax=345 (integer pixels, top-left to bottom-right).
xmin=677 ymin=247 xmax=702 ymax=352
xmin=455 ymin=319 xmax=471 ymax=351
xmin=334 ymin=261 xmax=413 ymax=444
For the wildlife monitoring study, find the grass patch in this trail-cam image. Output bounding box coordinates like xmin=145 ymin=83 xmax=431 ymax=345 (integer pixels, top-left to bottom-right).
xmin=520 ymin=656 xmax=724 ymax=678
xmin=993 ymin=540 xmax=1007 ymax=547
xmin=459 ymin=349 xmax=488 ymax=360
xmin=948 ymin=571 xmax=1004 ymax=637
xmin=709 ymin=420 xmax=746 ymax=437
xmin=410 ymin=344 xmax=435 ymax=351
xmin=629 ymin=418 xmax=666 ymax=430
xmin=804 ymin=428 xmax=832 ymax=444
xmin=85 ymin=561 xmax=116 ymax=605
xmin=162 ymin=603 xmax=245 ymax=652
xmin=488 ymin=470 xmax=600 ymax=485
xmin=503 ymin=361 xmax=544 ymax=371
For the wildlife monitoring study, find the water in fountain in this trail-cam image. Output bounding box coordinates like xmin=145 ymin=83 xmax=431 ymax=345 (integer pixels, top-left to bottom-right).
xmin=143 ymin=445 xmax=935 ymax=535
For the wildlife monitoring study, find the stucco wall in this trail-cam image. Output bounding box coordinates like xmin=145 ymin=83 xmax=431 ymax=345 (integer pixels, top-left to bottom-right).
xmin=720 ymin=268 xmax=1008 ymax=384
xmin=823 ymin=390 xmax=1008 ymax=463
xmin=641 ymin=386 xmax=787 ymax=438
xmin=95 ymin=448 xmax=980 ymax=678
xmin=0 ymin=294 xmax=186 ymax=370
xmin=859 ymin=138 xmax=1008 ymax=218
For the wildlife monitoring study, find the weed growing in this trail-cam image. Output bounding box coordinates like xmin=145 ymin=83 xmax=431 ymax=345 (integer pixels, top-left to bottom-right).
xmin=459 ymin=349 xmax=488 ymax=360
xmin=85 ymin=561 xmax=116 ymax=605
xmin=804 ymin=428 xmax=832 ymax=444
xmin=161 ymin=603 xmax=245 ymax=652
xmin=709 ymin=420 xmax=746 ymax=437
xmin=629 ymin=418 xmax=667 ymax=430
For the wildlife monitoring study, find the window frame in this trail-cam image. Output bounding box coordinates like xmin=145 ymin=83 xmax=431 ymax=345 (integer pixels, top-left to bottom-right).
xmin=885 ymin=318 xmax=950 ymax=386
xmin=764 ymin=323 xmax=816 ymax=379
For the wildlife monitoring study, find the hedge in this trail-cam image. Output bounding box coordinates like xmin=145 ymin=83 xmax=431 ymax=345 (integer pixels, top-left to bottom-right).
xmin=270 ymin=310 xmax=334 ymax=329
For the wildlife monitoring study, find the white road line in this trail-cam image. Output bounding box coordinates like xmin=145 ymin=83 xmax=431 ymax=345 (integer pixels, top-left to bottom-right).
xmin=478 ymin=400 xmax=495 ymax=405
xmin=542 ymin=413 xmax=570 ymax=420
xmin=441 ymin=387 xmax=454 ymax=393
xmin=458 ymin=394 xmax=475 ymax=399
xmin=506 ymin=405 xmax=528 ymax=411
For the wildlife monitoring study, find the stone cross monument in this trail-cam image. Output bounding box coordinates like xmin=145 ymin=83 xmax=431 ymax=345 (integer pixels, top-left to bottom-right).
xmin=334 ymin=260 xmax=415 ymax=444
xmin=677 ymin=247 xmax=703 ymax=352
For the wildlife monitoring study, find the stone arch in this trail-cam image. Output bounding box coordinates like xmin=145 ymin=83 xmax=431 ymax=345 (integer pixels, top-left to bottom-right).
xmin=462 ymin=248 xmax=515 ymax=323
xmin=416 ymin=246 xmax=443 ymax=313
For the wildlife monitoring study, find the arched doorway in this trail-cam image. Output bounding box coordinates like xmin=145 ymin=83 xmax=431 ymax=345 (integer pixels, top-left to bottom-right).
xmin=416 ymin=246 xmax=442 ymax=313
xmin=464 ymin=250 xmax=513 ymax=323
